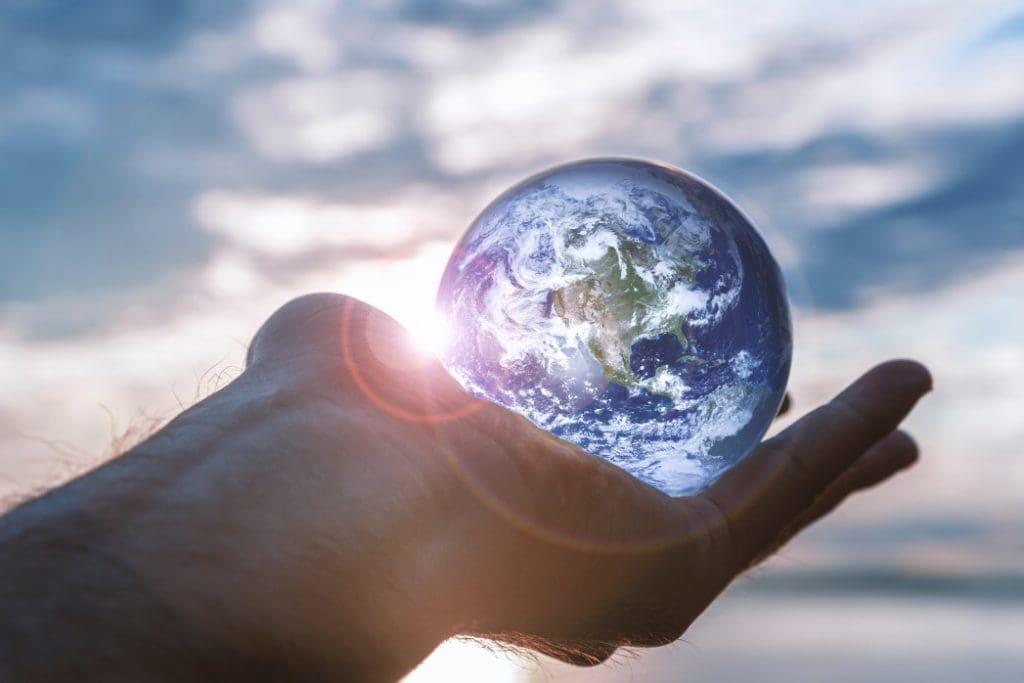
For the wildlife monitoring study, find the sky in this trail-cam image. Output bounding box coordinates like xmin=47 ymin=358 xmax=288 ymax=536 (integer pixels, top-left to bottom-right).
xmin=1 ymin=1 xmax=1023 ymax=680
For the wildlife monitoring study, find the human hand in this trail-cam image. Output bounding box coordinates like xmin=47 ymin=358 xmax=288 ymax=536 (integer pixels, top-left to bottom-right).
xmin=0 ymin=293 xmax=931 ymax=682
xmin=233 ymin=293 xmax=931 ymax=674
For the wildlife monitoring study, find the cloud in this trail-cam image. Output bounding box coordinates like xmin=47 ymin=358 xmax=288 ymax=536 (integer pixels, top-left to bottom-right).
xmin=248 ymin=1 xmax=342 ymax=72
xmin=193 ymin=186 xmax=464 ymax=254
xmin=796 ymin=119 xmax=1024 ymax=309
xmin=232 ymin=72 xmax=406 ymax=163
xmin=796 ymin=160 xmax=941 ymax=217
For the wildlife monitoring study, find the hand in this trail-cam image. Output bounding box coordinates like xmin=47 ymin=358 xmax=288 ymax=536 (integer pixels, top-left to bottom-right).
xmin=0 ymin=293 xmax=931 ymax=682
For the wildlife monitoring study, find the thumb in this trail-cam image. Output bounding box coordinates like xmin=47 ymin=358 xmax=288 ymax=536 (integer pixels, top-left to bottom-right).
xmin=246 ymin=292 xmax=382 ymax=367
xmin=247 ymin=293 xmax=478 ymax=422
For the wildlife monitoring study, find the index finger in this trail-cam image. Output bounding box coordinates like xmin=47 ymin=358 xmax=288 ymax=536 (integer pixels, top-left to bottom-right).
xmin=701 ymin=359 xmax=932 ymax=566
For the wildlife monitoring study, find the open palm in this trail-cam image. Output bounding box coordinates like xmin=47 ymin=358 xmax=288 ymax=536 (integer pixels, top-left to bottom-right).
xmin=241 ymin=293 xmax=931 ymax=673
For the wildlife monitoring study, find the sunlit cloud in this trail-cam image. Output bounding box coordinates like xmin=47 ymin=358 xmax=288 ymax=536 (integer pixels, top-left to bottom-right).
xmin=201 ymin=250 xmax=266 ymax=298
xmin=249 ymin=1 xmax=342 ymax=72
xmin=194 ymin=188 xmax=463 ymax=254
xmin=419 ymin=0 xmax=1024 ymax=175
xmin=233 ymin=72 xmax=406 ymax=163
xmin=323 ymin=240 xmax=454 ymax=341
xmin=797 ymin=160 xmax=942 ymax=217
xmin=417 ymin=17 xmax=761 ymax=174
xmin=700 ymin=3 xmax=1024 ymax=151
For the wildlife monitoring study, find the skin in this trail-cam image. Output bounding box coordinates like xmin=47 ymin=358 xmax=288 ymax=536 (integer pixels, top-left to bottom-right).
xmin=0 ymin=293 xmax=932 ymax=681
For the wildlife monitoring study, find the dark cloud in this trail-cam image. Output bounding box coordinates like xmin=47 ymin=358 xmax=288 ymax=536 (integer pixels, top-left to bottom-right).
xmin=397 ymin=0 xmax=557 ymax=33
xmin=693 ymin=116 xmax=1024 ymax=310
xmin=0 ymin=1 xmax=257 ymax=304
xmin=1 ymin=0 xmax=248 ymax=50
xmin=0 ymin=86 xmax=235 ymax=303
xmin=800 ymin=121 xmax=1024 ymax=309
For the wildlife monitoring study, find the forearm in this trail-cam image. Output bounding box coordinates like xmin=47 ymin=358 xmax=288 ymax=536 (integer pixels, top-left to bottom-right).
xmin=0 ymin=492 xmax=220 ymax=681
xmin=0 ymin=426 xmax=297 ymax=680
xmin=0 ymin=385 xmax=423 ymax=682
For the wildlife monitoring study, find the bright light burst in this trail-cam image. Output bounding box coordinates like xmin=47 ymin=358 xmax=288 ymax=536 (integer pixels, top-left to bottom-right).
xmin=402 ymin=639 xmax=523 ymax=683
xmin=328 ymin=241 xmax=454 ymax=359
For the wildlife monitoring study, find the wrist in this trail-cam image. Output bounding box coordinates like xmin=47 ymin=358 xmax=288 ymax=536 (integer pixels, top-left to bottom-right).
xmin=112 ymin=379 xmax=448 ymax=679
xmin=107 ymin=375 xmax=467 ymax=679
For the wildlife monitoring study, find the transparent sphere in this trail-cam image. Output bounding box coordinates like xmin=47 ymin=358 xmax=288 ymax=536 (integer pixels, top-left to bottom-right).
xmin=436 ymin=158 xmax=792 ymax=495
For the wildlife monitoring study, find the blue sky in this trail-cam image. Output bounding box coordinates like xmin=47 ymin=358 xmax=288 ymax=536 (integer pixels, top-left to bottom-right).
xmin=3 ymin=1 xmax=1022 ymax=320
xmin=1 ymin=1 xmax=1023 ymax=679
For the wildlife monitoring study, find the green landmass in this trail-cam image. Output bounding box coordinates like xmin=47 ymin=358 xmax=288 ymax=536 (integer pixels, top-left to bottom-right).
xmin=551 ymin=237 xmax=702 ymax=396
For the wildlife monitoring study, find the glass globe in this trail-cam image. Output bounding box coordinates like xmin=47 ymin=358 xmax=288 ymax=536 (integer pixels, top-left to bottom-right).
xmin=436 ymin=158 xmax=791 ymax=495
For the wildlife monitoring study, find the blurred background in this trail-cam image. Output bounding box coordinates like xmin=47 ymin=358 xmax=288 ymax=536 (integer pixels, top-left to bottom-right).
xmin=1 ymin=1 xmax=1022 ymax=680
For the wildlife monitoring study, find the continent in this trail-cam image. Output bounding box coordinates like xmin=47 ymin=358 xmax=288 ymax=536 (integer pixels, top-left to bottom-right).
xmin=550 ymin=231 xmax=703 ymax=401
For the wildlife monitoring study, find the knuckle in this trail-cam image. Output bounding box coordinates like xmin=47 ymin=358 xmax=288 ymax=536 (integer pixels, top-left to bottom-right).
xmin=778 ymin=439 xmax=814 ymax=480
xmin=684 ymin=496 xmax=741 ymax=571
xmin=247 ymin=293 xmax=376 ymax=366
xmin=824 ymin=397 xmax=875 ymax=435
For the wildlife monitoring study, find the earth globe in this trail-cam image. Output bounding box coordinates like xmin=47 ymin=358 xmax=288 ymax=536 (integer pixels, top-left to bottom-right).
xmin=435 ymin=158 xmax=792 ymax=496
